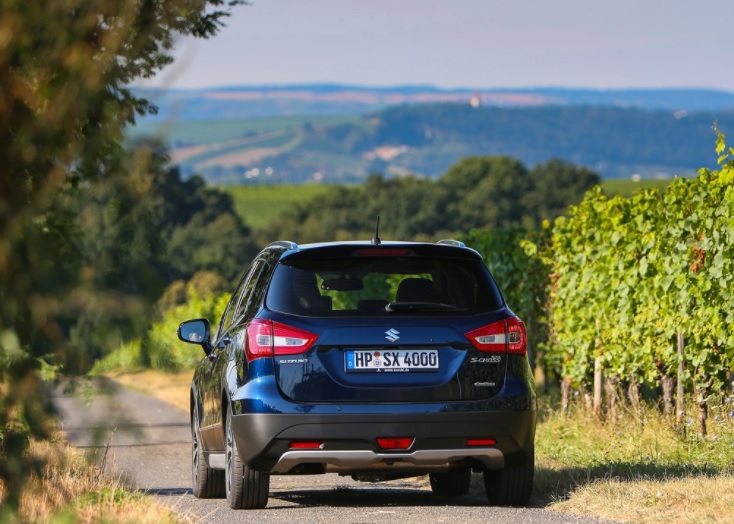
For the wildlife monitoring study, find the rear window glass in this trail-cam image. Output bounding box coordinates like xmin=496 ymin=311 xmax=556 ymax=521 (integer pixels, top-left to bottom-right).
xmin=266 ymin=256 xmax=503 ymax=317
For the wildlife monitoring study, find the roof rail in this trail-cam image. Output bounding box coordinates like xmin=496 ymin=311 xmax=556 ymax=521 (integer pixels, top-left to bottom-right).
xmin=268 ymin=240 xmax=299 ymax=250
xmin=436 ymin=239 xmax=466 ymax=248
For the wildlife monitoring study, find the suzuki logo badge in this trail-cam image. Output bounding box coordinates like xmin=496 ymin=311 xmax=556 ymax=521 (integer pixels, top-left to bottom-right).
xmin=385 ymin=328 xmax=400 ymax=342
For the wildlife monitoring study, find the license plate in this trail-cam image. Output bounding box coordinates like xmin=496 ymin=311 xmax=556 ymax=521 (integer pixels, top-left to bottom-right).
xmin=345 ymin=349 xmax=439 ymax=373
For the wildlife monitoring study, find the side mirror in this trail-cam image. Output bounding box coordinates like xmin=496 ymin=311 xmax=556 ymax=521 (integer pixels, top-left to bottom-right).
xmin=178 ymin=318 xmax=212 ymax=354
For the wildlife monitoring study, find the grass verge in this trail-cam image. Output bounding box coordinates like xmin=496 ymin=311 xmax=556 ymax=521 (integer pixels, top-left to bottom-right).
xmin=535 ymin=399 xmax=734 ymax=523
xmin=0 ymin=436 xmax=180 ymax=523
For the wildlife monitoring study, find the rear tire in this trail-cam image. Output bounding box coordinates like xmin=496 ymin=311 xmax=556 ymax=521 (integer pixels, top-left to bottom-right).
xmin=483 ymin=447 xmax=534 ymax=506
xmin=191 ymin=405 xmax=224 ymax=498
xmin=429 ymin=467 xmax=472 ymax=497
xmin=225 ymin=402 xmax=269 ymax=509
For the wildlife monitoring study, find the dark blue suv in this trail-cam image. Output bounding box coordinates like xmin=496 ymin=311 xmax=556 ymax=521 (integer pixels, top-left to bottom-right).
xmin=178 ymin=240 xmax=536 ymax=509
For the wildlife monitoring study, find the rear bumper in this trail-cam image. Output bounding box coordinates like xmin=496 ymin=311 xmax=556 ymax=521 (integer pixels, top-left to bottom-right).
xmin=230 ymin=409 xmax=536 ymax=473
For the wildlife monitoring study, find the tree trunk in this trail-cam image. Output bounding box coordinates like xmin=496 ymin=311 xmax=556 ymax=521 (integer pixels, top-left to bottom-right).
xmin=627 ymin=375 xmax=641 ymax=412
xmin=561 ymin=378 xmax=571 ymax=415
xmin=698 ymin=399 xmax=708 ymax=436
xmin=582 ymin=385 xmax=593 ymax=413
xmin=604 ymin=375 xmax=619 ymax=422
xmin=660 ymin=371 xmax=675 ymax=421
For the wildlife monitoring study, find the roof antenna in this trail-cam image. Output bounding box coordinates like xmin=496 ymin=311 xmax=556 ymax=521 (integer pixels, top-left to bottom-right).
xmin=372 ymin=215 xmax=381 ymax=245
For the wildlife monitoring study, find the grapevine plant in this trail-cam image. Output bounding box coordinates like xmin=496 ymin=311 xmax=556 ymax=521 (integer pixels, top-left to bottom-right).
xmin=547 ymin=132 xmax=734 ymax=431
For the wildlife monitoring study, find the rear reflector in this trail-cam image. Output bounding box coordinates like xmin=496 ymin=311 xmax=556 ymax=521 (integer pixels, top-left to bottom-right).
xmin=465 ymin=317 xmax=527 ymax=355
xmin=466 ymin=438 xmax=496 ymax=447
xmin=376 ymin=437 xmax=414 ymax=450
xmin=288 ymin=441 xmax=323 ymax=449
xmin=246 ymin=319 xmax=318 ymax=362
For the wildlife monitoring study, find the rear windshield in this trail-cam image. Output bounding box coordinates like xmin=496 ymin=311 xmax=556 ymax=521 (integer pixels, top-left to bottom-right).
xmin=266 ymin=256 xmax=504 ymax=317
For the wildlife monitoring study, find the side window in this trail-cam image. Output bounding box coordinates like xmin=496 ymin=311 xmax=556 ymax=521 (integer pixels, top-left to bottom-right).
xmin=215 ymin=264 xmax=254 ymax=341
xmin=236 ymin=261 xmax=272 ymax=321
xmin=234 ymin=260 xmax=268 ymax=321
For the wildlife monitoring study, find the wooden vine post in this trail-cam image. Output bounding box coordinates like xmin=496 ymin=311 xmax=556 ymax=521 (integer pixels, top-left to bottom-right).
xmin=676 ymin=332 xmax=684 ymax=427
xmin=593 ymin=357 xmax=603 ymax=417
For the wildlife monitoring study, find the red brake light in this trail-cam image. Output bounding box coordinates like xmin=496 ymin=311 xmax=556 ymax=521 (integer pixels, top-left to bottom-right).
xmin=376 ymin=437 xmax=414 ymax=450
xmin=246 ymin=320 xmax=318 ymax=362
xmin=289 ymin=441 xmax=323 ymax=449
xmin=465 ymin=318 xmax=527 ymax=356
xmin=466 ymin=438 xmax=496 ymax=447
xmin=353 ymin=248 xmax=413 ymax=256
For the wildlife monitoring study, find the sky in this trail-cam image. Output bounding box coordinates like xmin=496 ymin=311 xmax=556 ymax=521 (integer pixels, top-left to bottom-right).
xmin=150 ymin=0 xmax=734 ymax=91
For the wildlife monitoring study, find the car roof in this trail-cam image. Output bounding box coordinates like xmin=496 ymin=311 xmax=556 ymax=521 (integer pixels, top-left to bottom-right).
xmin=267 ymin=240 xmax=483 ymax=262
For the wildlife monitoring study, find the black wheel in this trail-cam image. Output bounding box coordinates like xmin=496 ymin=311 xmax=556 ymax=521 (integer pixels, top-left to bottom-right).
xmin=483 ymin=447 xmax=534 ymax=506
xmin=225 ymin=402 xmax=269 ymax=509
xmin=191 ymin=405 xmax=224 ymax=498
xmin=429 ymin=467 xmax=472 ymax=497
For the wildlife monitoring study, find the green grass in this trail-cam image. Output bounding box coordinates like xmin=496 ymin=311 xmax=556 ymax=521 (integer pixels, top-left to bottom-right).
xmin=601 ymin=178 xmax=674 ymax=197
xmin=221 ymin=184 xmax=337 ymax=229
xmin=129 ymin=115 xmax=360 ymax=146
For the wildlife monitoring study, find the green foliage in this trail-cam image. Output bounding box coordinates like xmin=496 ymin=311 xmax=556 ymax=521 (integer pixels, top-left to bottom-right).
xmin=93 ymin=284 xmax=229 ymax=374
xmin=0 ymin=0 xmax=243 ymax=510
xmin=265 ymin=156 xmax=599 ymax=243
xmin=62 ymin=150 xmax=254 ymax=375
xmin=547 ymin=133 xmax=734 ymax=401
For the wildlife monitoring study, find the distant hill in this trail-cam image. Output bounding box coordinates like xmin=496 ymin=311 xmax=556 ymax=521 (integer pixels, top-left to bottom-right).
xmin=132 ymin=103 xmax=734 ymax=184
xmin=135 ymin=84 xmax=734 ymax=122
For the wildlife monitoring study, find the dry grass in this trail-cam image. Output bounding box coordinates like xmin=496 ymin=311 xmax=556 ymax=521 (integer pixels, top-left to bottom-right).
xmin=0 ymin=436 xmax=180 ymax=523
xmin=535 ymin=400 xmax=734 ymax=523
xmin=107 ymin=369 xmax=192 ymax=412
xmin=550 ymin=474 xmax=734 ymax=523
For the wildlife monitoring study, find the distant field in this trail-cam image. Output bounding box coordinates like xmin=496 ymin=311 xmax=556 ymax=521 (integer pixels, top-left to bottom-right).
xmin=129 ymin=114 xmax=360 ymax=146
xmin=221 ymin=184 xmax=335 ymax=229
xmin=601 ymin=178 xmax=673 ymax=197
xmin=222 ymin=178 xmax=676 ymax=230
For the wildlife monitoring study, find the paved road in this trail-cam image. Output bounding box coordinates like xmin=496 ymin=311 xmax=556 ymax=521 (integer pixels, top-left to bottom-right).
xmin=53 ymin=378 xmax=616 ymax=524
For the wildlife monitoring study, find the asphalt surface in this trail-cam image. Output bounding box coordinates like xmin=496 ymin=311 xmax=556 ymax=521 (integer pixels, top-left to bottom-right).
xmin=53 ymin=378 xmax=618 ymax=524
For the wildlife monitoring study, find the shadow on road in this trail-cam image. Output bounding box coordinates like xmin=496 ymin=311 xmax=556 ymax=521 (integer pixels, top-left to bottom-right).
xmin=269 ymin=484 xmax=488 ymax=509
xmin=146 ymin=488 xmax=194 ymax=497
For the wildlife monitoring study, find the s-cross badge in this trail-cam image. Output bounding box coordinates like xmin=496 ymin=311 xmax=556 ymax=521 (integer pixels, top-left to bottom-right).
xmin=385 ymin=328 xmax=400 ymax=342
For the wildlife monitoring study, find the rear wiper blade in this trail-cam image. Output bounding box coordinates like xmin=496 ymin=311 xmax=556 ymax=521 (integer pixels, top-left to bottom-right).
xmin=385 ymin=301 xmax=457 ymax=312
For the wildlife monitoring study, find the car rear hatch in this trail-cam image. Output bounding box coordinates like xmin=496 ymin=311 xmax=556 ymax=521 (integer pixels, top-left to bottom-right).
xmin=261 ymin=244 xmax=521 ymax=403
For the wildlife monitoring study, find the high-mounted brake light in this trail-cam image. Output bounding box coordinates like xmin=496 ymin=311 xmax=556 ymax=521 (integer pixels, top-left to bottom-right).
xmin=353 ymin=248 xmax=413 ymax=256
xmin=465 ymin=318 xmax=527 ymax=356
xmin=245 ymin=320 xmax=318 ymax=362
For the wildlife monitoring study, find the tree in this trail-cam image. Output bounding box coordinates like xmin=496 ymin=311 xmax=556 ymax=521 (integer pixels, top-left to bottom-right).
xmin=528 ymin=159 xmax=601 ymax=223
xmin=440 ymin=156 xmax=533 ymax=229
xmin=0 ymin=0 xmax=243 ymax=512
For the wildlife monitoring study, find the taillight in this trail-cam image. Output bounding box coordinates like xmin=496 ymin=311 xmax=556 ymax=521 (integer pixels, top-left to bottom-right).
xmin=288 ymin=441 xmax=323 ymax=449
xmin=465 ymin=318 xmax=527 ymax=356
xmin=245 ymin=320 xmax=318 ymax=362
xmin=466 ymin=438 xmax=496 ymax=446
xmin=376 ymin=437 xmax=414 ymax=450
